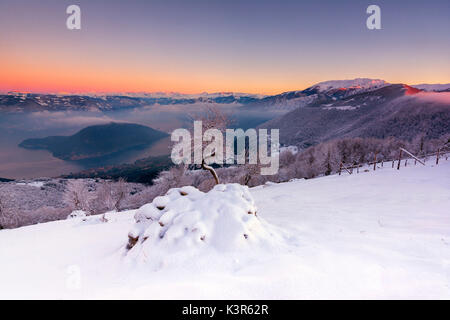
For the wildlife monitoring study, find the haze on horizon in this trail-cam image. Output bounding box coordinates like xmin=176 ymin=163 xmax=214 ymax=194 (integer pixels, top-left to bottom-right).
xmin=1 ymin=0 xmax=449 ymax=95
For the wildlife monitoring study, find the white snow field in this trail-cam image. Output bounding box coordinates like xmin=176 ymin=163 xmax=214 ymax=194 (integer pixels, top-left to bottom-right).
xmin=0 ymin=161 xmax=449 ymax=299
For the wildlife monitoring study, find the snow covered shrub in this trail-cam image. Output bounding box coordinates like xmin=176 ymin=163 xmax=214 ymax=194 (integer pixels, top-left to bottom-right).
xmin=0 ymin=193 xmax=16 ymax=229
xmin=0 ymin=199 xmax=71 ymax=229
xmin=120 ymin=186 xmax=161 ymax=212
xmin=67 ymin=210 xmax=87 ymax=220
xmin=20 ymin=206 xmax=72 ymax=225
xmin=63 ymin=180 xmax=95 ymax=213
xmin=126 ymin=184 xmax=276 ymax=259
xmin=279 ymin=148 xmax=296 ymax=167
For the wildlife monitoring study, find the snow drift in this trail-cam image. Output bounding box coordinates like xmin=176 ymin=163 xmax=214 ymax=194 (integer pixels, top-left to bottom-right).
xmin=126 ymin=184 xmax=280 ymax=265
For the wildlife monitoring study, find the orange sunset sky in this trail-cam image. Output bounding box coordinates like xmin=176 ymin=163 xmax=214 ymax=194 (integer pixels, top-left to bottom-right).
xmin=1 ymin=0 xmax=449 ymax=95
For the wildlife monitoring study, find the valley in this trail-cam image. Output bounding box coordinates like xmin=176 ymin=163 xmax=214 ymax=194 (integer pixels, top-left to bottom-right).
xmin=1 ymin=79 xmax=449 ymax=181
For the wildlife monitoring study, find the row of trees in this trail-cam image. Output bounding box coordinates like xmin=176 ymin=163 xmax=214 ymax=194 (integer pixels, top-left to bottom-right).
xmin=151 ymin=134 xmax=450 ymax=190
xmin=63 ymin=179 xmax=128 ymax=214
xmin=0 ymin=178 xmax=141 ymax=228
xmin=0 ymin=193 xmax=71 ymax=229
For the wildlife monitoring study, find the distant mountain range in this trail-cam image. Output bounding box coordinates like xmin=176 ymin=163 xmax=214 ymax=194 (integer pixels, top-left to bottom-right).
xmin=6 ymin=78 xmax=450 ymax=155
xmin=1 ymin=79 xmax=449 ymax=113
xmin=242 ymin=78 xmax=391 ymax=112
xmin=7 ymin=78 xmax=450 ymax=182
xmin=0 ymin=92 xmax=263 ymax=113
xmin=19 ymin=123 xmax=168 ymax=161
xmin=259 ymin=83 xmax=450 ymax=148
xmin=411 ymin=84 xmax=450 ymax=92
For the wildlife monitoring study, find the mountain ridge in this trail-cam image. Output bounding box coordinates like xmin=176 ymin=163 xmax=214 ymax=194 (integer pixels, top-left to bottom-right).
xmin=259 ymin=84 xmax=450 ymax=148
xmin=3 ymin=78 xmax=449 ymax=113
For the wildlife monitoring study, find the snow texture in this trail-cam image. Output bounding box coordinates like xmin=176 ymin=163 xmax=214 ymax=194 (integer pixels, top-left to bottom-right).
xmin=126 ymin=184 xmax=280 ymax=267
xmin=0 ymin=161 xmax=449 ymax=299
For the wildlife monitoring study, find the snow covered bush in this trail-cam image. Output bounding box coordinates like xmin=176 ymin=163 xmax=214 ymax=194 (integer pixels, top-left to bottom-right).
xmin=96 ymin=178 xmax=130 ymax=213
xmin=126 ymin=184 xmax=277 ymax=261
xmin=63 ymin=180 xmax=94 ymax=213
xmin=66 ymin=210 xmax=87 ymax=220
xmin=0 ymin=193 xmax=15 ymax=229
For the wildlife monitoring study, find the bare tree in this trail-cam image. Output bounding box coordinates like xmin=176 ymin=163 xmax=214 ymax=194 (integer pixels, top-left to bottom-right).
xmin=121 ymin=185 xmax=162 ymax=211
xmin=96 ymin=181 xmax=116 ymax=213
xmin=155 ymin=165 xmax=189 ymax=190
xmin=96 ymin=178 xmax=130 ymax=222
xmin=321 ymin=148 xmax=332 ymax=176
xmin=63 ymin=180 xmax=94 ymax=214
xmin=111 ymin=178 xmax=129 ymax=212
xmin=19 ymin=206 xmax=72 ymax=226
xmin=0 ymin=192 xmax=18 ymax=229
xmin=0 ymin=194 xmax=6 ymax=229
xmin=190 ymin=107 xmax=231 ymax=185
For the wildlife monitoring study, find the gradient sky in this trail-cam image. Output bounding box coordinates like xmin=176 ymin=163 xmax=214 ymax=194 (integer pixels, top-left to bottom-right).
xmin=0 ymin=0 xmax=449 ymax=94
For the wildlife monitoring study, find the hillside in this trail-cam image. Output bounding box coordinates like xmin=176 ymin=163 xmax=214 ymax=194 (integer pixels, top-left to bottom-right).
xmin=242 ymin=78 xmax=389 ymax=112
xmin=0 ymin=160 xmax=449 ymax=299
xmin=19 ymin=123 xmax=168 ymax=161
xmin=260 ymin=84 xmax=450 ymax=148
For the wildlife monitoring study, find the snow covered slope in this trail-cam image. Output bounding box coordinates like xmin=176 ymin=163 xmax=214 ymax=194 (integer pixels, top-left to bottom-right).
xmin=0 ymin=161 xmax=449 ymax=299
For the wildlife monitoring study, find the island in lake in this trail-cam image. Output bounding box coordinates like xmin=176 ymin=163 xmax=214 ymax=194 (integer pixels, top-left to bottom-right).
xmin=19 ymin=122 xmax=168 ymax=162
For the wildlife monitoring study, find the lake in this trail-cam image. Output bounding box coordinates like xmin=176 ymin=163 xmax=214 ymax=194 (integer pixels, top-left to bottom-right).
xmin=0 ymin=104 xmax=275 ymax=179
xmin=0 ymin=134 xmax=171 ymax=180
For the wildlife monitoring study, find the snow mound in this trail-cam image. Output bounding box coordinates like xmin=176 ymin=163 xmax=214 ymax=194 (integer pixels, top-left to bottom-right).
xmin=126 ymin=184 xmax=279 ymax=260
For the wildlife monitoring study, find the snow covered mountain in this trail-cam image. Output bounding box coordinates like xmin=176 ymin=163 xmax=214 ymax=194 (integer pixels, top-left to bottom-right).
xmin=412 ymin=83 xmax=450 ymax=92
xmin=2 ymin=79 xmax=448 ymax=114
xmin=0 ymin=92 xmax=264 ymax=113
xmin=260 ymin=84 xmax=450 ymax=148
xmin=305 ymin=78 xmax=389 ymax=94
xmin=113 ymin=91 xmax=268 ymax=99
xmin=0 ymin=159 xmax=449 ymax=299
xmin=243 ymin=78 xmax=390 ymax=112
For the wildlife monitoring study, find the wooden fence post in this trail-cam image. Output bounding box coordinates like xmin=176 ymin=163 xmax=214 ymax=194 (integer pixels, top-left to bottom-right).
xmin=405 ymin=159 xmax=408 ymax=167
xmin=397 ymin=149 xmax=403 ymax=170
xmin=392 ymin=160 xmax=394 ymax=168
xmin=436 ymin=148 xmax=440 ymax=165
xmin=339 ymin=162 xmax=342 ymax=176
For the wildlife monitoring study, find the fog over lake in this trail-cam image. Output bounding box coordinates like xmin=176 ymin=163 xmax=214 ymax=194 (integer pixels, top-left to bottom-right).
xmin=0 ymin=104 xmax=274 ymax=179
